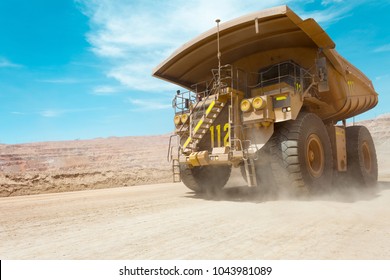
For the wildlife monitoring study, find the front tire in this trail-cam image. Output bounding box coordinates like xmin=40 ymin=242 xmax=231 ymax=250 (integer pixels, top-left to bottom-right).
xmin=268 ymin=112 xmax=333 ymax=194
xmin=180 ymin=164 xmax=231 ymax=194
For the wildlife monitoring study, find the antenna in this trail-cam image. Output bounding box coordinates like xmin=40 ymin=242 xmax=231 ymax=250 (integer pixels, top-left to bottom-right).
xmin=216 ymin=19 xmax=221 ymax=88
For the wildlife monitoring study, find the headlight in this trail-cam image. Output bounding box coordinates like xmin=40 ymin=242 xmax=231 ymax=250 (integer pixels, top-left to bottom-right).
xmin=181 ymin=113 xmax=189 ymax=124
xmin=252 ymin=96 xmax=266 ymax=110
xmin=240 ymin=99 xmax=251 ymax=112
xmin=174 ymin=115 xmax=181 ymax=125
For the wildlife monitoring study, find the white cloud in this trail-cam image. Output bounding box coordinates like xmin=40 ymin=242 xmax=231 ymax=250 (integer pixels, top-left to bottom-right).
xmin=0 ymin=57 xmax=22 ymax=68
xmin=107 ymin=62 xmax=178 ymax=92
xmin=37 ymin=78 xmax=84 ymax=84
xmin=375 ymin=74 xmax=390 ymax=81
xmin=297 ymin=1 xmax=360 ymax=26
xmin=40 ymin=110 xmax=63 ymax=118
xmin=128 ymin=98 xmax=171 ymax=111
xmin=11 ymin=111 xmax=26 ymax=115
xmin=39 ymin=107 xmax=104 ymax=118
xmin=92 ymin=85 xmax=119 ymax=95
xmin=374 ymin=44 xmax=390 ymax=53
xmin=11 ymin=107 xmax=105 ymax=118
xmin=76 ymin=0 xmax=362 ymax=94
xmin=321 ymin=0 xmax=343 ymax=5
xmin=76 ymin=0 xmax=290 ymax=93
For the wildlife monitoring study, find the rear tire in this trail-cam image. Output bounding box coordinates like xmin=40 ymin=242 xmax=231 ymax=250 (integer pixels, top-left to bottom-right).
xmin=344 ymin=126 xmax=377 ymax=187
xmin=180 ymin=164 xmax=231 ymax=194
xmin=268 ymin=112 xmax=333 ymax=194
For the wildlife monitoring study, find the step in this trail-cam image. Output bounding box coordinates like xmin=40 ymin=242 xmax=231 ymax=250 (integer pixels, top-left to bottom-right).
xmin=193 ymin=131 xmax=206 ymax=137
xmin=205 ymin=113 xmax=218 ymax=120
xmin=210 ymin=107 xmax=222 ymax=113
xmin=200 ymin=123 xmax=211 ymax=129
xmin=172 ymin=159 xmax=181 ymax=182
xmin=244 ymin=158 xmax=257 ymax=187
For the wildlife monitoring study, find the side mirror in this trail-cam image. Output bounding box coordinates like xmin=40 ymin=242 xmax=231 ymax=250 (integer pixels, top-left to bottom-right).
xmin=316 ymin=57 xmax=329 ymax=92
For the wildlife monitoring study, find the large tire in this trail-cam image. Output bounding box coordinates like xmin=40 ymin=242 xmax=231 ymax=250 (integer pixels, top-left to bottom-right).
xmin=344 ymin=126 xmax=378 ymax=187
xmin=268 ymin=112 xmax=333 ymax=194
xmin=180 ymin=164 xmax=231 ymax=194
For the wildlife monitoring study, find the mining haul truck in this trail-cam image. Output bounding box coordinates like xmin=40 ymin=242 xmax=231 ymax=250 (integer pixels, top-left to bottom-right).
xmin=153 ymin=5 xmax=378 ymax=195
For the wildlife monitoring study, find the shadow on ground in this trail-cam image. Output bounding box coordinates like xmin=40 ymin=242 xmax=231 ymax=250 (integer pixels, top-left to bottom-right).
xmin=184 ymin=181 xmax=390 ymax=204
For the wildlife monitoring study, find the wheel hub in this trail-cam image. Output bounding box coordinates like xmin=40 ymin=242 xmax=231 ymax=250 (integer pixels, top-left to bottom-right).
xmin=306 ymin=134 xmax=325 ymax=178
xmin=309 ymin=150 xmax=315 ymax=161
xmin=362 ymin=141 xmax=372 ymax=173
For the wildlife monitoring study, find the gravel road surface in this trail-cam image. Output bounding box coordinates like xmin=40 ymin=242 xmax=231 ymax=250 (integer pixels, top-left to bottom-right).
xmin=1 ymin=180 xmax=390 ymax=259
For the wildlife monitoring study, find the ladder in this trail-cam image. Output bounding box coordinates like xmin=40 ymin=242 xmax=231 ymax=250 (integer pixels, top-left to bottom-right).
xmin=244 ymin=157 xmax=257 ymax=187
xmin=172 ymin=158 xmax=181 ymax=183
xmin=182 ymin=99 xmax=226 ymax=150
xmin=167 ymin=134 xmax=182 ymax=183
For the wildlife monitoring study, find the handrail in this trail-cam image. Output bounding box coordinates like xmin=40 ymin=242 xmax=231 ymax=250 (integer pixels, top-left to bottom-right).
xmin=173 ymin=65 xmax=235 ymax=136
xmin=171 ymin=64 xmax=252 ymax=153
xmin=167 ymin=134 xmax=180 ymax=162
xmin=247 ymin=61 xmax=314 ymax=96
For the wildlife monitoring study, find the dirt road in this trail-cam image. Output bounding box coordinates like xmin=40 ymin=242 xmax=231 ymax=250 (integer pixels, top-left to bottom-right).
xmin=1 ymin=179 xmax=390 ymax=260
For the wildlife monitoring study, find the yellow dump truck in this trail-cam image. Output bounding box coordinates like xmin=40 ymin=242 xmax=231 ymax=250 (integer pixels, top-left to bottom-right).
xmin=153 ymin=5 xmax=378 ymax=194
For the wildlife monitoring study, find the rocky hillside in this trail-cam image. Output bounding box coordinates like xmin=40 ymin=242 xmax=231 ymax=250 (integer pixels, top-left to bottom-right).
xmin=354 ymin=114 xmax=390 ymax=146
xmin=0 ymin=135 xmax=171 ymax=196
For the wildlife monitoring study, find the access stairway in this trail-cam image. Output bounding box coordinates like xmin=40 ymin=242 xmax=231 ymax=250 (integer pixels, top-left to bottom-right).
xmin=182 ymin=98 xmax=226 ymax=151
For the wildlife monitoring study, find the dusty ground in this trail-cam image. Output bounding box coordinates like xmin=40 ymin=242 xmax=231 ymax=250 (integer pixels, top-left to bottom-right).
xmin=0 ymin=180 xmax=389 ymax=259
xmin=0 ymin=115 xmax=389 ymax=259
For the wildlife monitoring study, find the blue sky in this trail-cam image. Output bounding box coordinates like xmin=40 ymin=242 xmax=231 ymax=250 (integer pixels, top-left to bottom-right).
xmin=0 ymin=0 xmax=389 ymax=144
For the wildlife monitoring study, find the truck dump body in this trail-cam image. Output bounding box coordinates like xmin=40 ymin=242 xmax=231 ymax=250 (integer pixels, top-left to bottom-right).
xmin=153 ymin=5 xmax=378 ymax=122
